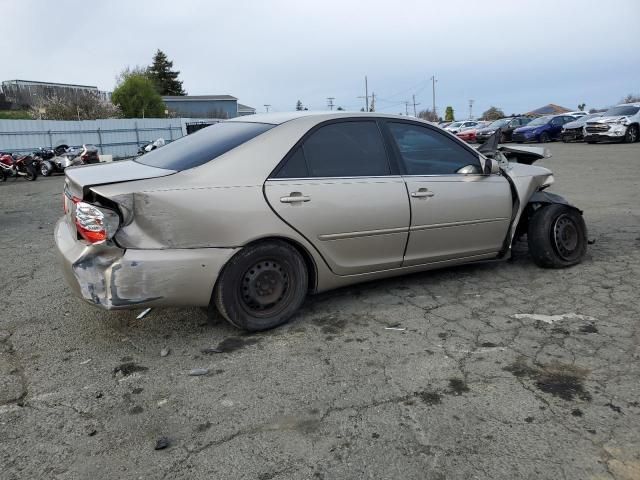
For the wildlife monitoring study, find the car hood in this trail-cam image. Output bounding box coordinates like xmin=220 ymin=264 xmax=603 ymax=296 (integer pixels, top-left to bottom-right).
xmin=64 ymin=160 xmax=176 ymax=197
xmin=590 ymin=115 xmax=628 ymax=124
xmin=563 ymin=120 xmax=584 ymax=129
xmin=514 ymin=125 xmax=545 ymax=133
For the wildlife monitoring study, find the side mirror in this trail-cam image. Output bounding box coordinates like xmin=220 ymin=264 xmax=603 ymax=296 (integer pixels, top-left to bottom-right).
xmin=484 ymin=158 xmax=501 ymax=175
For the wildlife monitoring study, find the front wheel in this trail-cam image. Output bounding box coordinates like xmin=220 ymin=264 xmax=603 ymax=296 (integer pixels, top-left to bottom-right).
xmin=624 ymin=124 xmax=638 ymax=143
xmin=528 ymin=204 xmax=587 ymax=268
xmin=539 ymin=132 xmax=550 ymax=143
xmin=40 ymin=162 xmax=52 ymax=176
xmin=213 ymin=240 xmax=308 ymax=331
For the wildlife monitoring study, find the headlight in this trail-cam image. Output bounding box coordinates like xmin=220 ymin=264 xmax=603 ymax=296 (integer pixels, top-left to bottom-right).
xmin=484 ymin=130 xmax=495 ymax=135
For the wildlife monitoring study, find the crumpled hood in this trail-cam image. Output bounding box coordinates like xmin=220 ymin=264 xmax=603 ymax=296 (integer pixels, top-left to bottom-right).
xmin=591 ymin=115 xmax=628 ymax=124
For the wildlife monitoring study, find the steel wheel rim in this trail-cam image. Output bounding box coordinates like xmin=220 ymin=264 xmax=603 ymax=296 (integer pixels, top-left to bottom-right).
xmin=240 ymin=259 xmax=291 ymax=317
xmin=629 ymin=127 xmax=638 ymax=142
xmin=552 ymin=214 xmax=580 ymax=261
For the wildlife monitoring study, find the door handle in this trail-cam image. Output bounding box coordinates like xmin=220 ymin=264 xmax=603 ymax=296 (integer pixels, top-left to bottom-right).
xmin=280 ymin=192 xmax=311 ymax=203
xmin=410 ymin=188 xmax=435 ymax=198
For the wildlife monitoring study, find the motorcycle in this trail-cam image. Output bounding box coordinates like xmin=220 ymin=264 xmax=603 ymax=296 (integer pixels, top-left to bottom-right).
xmin=40 ymin=144 xmax=99 ymax=176
xmin=137 ymin=138 xmax=166 ymax=156
xmin=0 ymin=152 xmax=38 ymax=181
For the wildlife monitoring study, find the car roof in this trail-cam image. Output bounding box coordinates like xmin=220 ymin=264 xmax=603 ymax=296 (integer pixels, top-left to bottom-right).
xmin=615 ymin=103 xmax=640 ymax=107
xmin=226 ymin=111 xmax=430 ymax=126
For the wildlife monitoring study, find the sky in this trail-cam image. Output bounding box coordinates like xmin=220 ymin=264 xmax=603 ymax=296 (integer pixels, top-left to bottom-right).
xmin=3 ymin=0 xmax=639 ymax=118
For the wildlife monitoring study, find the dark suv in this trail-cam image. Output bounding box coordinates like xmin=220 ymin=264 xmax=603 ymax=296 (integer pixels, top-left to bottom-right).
xmin=476 ymin=117 xmax=532 ymax=143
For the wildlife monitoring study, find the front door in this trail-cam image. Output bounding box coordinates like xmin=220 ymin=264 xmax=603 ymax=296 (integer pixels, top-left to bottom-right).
xmin=385 ymin=121 xmax=512 ymax=266
xmin=265 ymin=120 xmax=410 ymax=275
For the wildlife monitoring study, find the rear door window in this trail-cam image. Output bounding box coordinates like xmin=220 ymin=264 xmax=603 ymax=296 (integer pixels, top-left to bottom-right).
xmin=135 ymin=121 xmax=274 ymax=171
xmin=274 ymin=121 xmax=391 ymax=178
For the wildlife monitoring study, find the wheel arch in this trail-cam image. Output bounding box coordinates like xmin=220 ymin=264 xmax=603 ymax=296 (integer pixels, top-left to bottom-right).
xmin=514 ymin=191 xmax=583 ymax=240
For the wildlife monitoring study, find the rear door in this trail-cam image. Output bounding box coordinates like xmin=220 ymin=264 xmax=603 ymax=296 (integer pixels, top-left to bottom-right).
xmin=385 ymin=121 xmax=512 ymax=266
xmin=264 ymin=120 xmax=410 ymax=275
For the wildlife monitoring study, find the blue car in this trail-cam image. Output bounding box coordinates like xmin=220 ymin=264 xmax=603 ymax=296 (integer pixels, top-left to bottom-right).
xmin=512 ymin=114 xmax=576 ymax=143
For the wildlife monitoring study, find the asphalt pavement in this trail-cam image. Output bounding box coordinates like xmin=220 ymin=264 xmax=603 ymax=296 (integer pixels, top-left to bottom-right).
xmin=1 ymin=142 xmax=639 ymax=479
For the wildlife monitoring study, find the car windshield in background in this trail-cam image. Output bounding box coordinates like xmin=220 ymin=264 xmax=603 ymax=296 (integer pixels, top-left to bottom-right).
xmin=527 ymin=116 xmax=551 ymax=126
xmin=448 ymin=122 xmax=462 ymax=128
xmin=603 ymin=105 xmax=640 ymax=117
xmin=135 ymin=122 xmax=274 ymax=171
xmin=487 ymin=119 xmax=509 ymax=129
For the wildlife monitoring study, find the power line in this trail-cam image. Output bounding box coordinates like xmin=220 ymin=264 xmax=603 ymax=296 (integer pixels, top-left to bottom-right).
xmin=264 ymin=104 xmax=271 ymax=113
xmin=327 ymin=97 xmax=335 ymax=110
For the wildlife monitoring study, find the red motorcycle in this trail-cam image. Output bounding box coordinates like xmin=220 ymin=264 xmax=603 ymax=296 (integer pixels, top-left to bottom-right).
xmin=0 ymin=153 xmax=38 ymax=181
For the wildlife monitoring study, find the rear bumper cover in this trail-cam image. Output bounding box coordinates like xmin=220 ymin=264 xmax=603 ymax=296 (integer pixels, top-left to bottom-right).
xmin=55 ymin=217 xmax=238 ymax=310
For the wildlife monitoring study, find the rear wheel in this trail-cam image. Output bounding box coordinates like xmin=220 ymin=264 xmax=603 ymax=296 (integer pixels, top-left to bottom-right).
xmin=24 ymin=165 xmax=37 ymax=181
xmin=528 ymin=204 xmax=587 ymax=268
xmin=213 ymin=241 xmax=308 ymax=331
xmin=624 ymin=124 xmax=638 ymax=143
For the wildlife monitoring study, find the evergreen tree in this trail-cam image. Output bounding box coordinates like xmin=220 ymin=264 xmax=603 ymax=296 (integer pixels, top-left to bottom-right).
xmin=295 ymin=100 xmax=303 ymax=111
xmin=147 ymin=50 xmax=186 ymax=96
xmin=444 ymin=106 xmax=455 ymax=122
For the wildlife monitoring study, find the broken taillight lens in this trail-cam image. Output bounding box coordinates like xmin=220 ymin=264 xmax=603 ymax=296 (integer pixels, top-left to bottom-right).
xmin=72 ymin=200 xmax=120 ymax=244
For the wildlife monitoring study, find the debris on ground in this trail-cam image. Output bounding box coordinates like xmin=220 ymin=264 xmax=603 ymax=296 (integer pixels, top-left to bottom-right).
xmin=160 ymin=347 xmax=170 ymax=357
xmin=154 ymin=436 xmax=170 ymax=450
xmin=512 ymin=313 xmax=595 ymax=324
xmin=201 ymin=347 xmax=223 ymax=354
xmin=188 ymin=368 xmax=209 ymax=376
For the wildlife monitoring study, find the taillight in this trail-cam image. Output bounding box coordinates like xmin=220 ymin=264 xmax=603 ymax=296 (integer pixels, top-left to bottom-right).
xmin=72 ymin=200 xmax=120 ymax=244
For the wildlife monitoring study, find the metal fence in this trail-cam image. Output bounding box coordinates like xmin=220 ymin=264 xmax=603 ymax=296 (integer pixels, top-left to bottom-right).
xmin=0 ymin=118 xmax=220 ymax=159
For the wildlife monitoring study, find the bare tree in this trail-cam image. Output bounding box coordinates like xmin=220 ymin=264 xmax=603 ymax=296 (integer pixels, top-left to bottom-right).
xmin=29 ymin=91 xmax=121 ymax=120
xmin=620 ymin=93 xmax=640 ymax=103
xmin=417 ymin=108 xmax=438 ymax=122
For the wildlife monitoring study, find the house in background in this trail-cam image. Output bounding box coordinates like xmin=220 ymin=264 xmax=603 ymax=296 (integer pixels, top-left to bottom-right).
xmin=525 ymin=104 xmax=572 ymax=116
xmin=162 ymin=95 xmax=255 ymax=118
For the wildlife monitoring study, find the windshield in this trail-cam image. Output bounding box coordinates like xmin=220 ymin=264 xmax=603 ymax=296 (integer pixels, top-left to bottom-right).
xmin=527 ymin=116 xmax=552 ymax=126
xmin=603 ymin=105 xmax=640 ymax=117
xmin=486 ymin=119 xmax=509 ymax=129
xmin=135 ymin=121 xmax=274 ymax=171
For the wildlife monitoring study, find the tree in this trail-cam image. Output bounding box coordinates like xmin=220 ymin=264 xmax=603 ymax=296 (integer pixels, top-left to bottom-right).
xmin=336 ymin=106 xmax=344 ymax=111
xmin=112 ymin=74 xmax=165 ymax=118
xmin=147 ymin=49 xmax=186 ymax=96
xmin=295 ymin=100 xmax=303 ymax=111
xmin=444 ymin=106 xmax=455 ymax=122
xmin=620 ymin=93 xmax=640 ymax=103
xmin=481 ymin=106 xmax=505 ymax=121
xmin=417 ymin=108 xmax=438 ymax=122
xmin=578 ymin=103 xmax=586 ymax=111
xmin=29 ymin=91 xmax=121 ymax=120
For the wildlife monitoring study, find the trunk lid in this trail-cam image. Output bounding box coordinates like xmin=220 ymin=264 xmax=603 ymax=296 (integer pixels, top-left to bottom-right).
xmin=64 ymin=160 xmax=176 ymax=198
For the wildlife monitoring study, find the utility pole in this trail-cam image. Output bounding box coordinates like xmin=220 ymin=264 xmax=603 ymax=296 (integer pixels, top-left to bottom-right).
xmin=369 ymin=92 xmax=375 ymax=112
xmin=327 ymin=97 xmax=335 ymax=110
xmin=430 ymin=75 xmax=437 ymax=118
xmin=412 ymin=94 xmax=420 ymax=117
xmin=469 ymin=99 xmax=474 ymax=120
xmin=264 ymin=104 xmax=271 ymax=113
xmin=404 ymin=101 xmax=410 ymax=116
xmin=357 ymin=76 xmax=370 ymax=111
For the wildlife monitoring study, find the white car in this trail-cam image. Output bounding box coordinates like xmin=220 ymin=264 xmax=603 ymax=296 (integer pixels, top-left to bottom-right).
xmin=565 ymin=111 xmax=589 ymax=117
xmin=583 ymin=103 xmax=640 ymax=143
xmin=445 ymin=121 xmax=480 ymax=134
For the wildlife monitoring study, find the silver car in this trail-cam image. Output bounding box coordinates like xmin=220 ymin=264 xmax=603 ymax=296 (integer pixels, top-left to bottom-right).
xmin=55 ymin=112 xmax=587 ymax=331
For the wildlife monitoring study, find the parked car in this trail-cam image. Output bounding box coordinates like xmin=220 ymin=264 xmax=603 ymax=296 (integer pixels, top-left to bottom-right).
xmin=55 ymin=112 xmax=587 ymax=331
xmin=512 ymin=115 xmax=576 ymax=143
xmin=455 ymin=121 xmax=491 ymax=143
xmin=583 ymin=103 xmax=640 ymax=143
xmin=561 ymin=113 xmax=604 ymax=142
xmin=565 ymin=111 xmax=589 ymax=117
xmin=438 ymin=122 xmax=452 ymax=129
xmin=445 ymin=120 xmax=480 ymax=134
xmin=476 ymin=117 xmax=532 ymax=143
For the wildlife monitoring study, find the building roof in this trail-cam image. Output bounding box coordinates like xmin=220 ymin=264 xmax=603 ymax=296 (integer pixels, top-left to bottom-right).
xmin=162 ymin=95 xmax=237 ymax=102
xmin=237 ymin=103 xmax=255 ymax=112
xmin=525 ymin=104 xmax=572 ymax=116
xmin=2 ymin=79 xmax=99 ymax=89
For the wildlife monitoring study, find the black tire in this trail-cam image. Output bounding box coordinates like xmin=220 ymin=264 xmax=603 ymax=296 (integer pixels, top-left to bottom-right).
xmin=528 ymin=204 xmax=587 ymax=268
xmin=586 ymin=140 xmax=597 ymax=144
xmin=24 ymin=165 xmax=37 ymax=181
xmin=213 ymin=240 xmax=308 ymax=331
xmin=40 ymin=162 xmax=51 ymax=177
xmin=561 ymin=135 xmax=569 ymax=143
xmin=0 ymin=169 xmax=6 ymax=182
xmin=539 ymin=132 xmax=550 ymax=143
xmin=624 ymin=124 xmax=638 ymax=143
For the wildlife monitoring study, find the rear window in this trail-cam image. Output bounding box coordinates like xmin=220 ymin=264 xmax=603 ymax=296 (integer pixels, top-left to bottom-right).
xmin=135 ymin=121 xmax=274 ymax=171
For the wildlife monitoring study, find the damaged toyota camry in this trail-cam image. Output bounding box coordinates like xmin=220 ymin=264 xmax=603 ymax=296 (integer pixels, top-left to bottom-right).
xmin=55 ymin=112 xmax=587 ymax=331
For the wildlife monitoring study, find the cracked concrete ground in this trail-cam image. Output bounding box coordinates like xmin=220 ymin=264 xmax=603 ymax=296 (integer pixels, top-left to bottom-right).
xmin=1 ymin=142 xmax=639 ymax=480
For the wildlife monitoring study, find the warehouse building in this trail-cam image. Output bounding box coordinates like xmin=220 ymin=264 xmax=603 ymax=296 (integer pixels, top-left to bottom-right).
xmin=162 ymin=95 xmax=255 ymax=119
xmin=1 ymin=79 xmax=110 ymax=108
